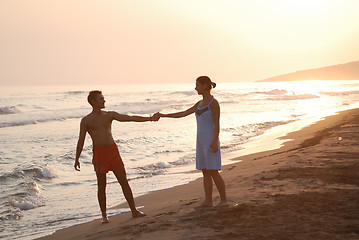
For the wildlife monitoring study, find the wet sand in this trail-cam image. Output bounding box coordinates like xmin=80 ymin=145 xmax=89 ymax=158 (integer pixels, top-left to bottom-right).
xmin=39 ymin=108 xmax=359 ymax=240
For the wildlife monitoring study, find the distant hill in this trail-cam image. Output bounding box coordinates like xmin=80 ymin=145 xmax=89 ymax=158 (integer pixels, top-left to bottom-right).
xmin=258 ymin=61 xmax=359 ymax=82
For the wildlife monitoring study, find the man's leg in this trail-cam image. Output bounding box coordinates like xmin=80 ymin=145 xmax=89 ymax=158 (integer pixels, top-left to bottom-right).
xmin=96 ymin=172 xmax=109 ymax=223
xmin=113 ymin=168 xmax=146 ymax=217
xmin=211 ymin=170 xmax=228 ymax=206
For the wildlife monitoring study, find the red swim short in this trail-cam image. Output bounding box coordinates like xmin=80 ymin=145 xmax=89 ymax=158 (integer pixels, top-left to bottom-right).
xmin=92 ymin=143 xmax=124 ymax=173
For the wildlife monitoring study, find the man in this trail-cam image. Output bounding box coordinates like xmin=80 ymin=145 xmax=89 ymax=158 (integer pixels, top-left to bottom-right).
xmin=75 ymin=90 xmax=159 ymax=223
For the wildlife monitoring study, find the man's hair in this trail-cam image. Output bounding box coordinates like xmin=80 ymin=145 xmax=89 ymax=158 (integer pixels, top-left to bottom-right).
xmin=87 ymin=90 xmax=102 ymax=106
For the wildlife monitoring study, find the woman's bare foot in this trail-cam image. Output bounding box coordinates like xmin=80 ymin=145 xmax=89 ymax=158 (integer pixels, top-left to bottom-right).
xmin=216 ymin=201 xmax=229 ymax=207
xmin=132 ymin=210 xmax=146 ymax=218
xmin=102 ymin=215 xmax=110 ymax=223
xmin=195 ymin=201 xmax=213 ymax=209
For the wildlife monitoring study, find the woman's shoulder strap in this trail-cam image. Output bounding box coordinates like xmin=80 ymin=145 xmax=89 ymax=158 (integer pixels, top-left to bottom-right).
xmin=205 ymin=95 xmax=214 ymax=107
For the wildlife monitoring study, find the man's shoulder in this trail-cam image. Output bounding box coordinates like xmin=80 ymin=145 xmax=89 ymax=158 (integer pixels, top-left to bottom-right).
xmin=83 ymin=110 xmax=111 ymax=117
xmin=82 ymin=111 xmax=119 ymax=122
xmin=81 ymin=112 xmax=97 ymax=123
xmin=104 ymin=110 xmax=116 ymax=114
xmin=82 ymin=113 xmax=92 ymax=120
xmin=80 ymin=114 xmax=90 ymax=125
xmin=104 ymin=110 xmax=119 ymax=118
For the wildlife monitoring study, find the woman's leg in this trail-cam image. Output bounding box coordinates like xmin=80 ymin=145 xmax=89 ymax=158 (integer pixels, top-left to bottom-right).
xmin=199 ymin=169 xmax=213 ymax=207
xmin=211 ymin=170 xmax=228 ymax=206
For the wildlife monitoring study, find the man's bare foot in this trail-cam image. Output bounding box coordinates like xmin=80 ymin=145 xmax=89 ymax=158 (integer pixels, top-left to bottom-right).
xmin=132 ymin=210 xmax=146 ymax=218
xmin=216 ymin=201 xmax=229 ymax=207
xmin=195 ymin=202 xmax=213 ymax=209
xmin=102 ymin=215 xmax=110 ymax=223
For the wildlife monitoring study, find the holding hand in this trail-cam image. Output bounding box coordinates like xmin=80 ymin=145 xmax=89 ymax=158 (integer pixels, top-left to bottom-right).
xmin=151 ymin=112 xmax=161 ymax=121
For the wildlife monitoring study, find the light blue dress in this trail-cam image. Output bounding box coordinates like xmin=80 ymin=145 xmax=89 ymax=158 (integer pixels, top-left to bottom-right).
xmin=195 ymin=97 xmax=221 ymax=170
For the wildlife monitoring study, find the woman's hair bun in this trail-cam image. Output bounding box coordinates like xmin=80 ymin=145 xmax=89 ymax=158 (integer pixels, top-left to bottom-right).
xmin=196 ymin=76 xmax=216 ymax=90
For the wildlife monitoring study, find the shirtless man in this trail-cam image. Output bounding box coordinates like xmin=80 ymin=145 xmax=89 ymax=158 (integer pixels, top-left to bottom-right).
xmin=75 ymin=90 xmax=159 ymax=223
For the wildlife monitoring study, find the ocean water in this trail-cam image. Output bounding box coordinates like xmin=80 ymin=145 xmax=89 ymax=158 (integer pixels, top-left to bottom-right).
xmin=1 ymin=80 xmax=358 ymax=239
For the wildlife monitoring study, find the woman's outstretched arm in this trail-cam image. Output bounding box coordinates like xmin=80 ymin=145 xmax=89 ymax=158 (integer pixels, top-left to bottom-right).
xmin=160 ymin=102 xmax=199 ymax=118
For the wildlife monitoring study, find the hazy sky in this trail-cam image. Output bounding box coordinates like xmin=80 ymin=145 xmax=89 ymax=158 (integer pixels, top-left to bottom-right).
xmin=1 ymin=0 xmax=359 ymax=86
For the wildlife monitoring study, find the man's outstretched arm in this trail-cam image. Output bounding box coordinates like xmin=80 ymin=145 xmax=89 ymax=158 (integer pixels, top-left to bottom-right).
xmin=112 ymin=111 xmax=159 ymax=122
xmin=75 ymin=118 xmax=87 ymax=171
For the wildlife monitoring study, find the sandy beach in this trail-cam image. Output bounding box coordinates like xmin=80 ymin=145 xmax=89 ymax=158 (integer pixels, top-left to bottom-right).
xmin=39 ymin=108 xmax=359 ymax=240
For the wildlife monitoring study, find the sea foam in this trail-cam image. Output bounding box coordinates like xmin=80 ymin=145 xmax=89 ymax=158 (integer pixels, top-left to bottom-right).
xmin=11 ymin=181 xmax=45 ymax=211
xmin=11 ymin=194 xmax=45 ymax=210
xmin=0 ymin=106 xmax=21 ymax=114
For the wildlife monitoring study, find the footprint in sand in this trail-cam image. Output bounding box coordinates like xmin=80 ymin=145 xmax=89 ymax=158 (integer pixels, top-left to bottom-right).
xmin=181 ymin=199 xmax=199 ymax=206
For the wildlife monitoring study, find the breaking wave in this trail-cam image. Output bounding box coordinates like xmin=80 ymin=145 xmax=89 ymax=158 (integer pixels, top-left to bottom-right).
xmin=136 ymin=154 xmax=196 ymax=176
xmin=11 ymin=194 xmax=45 ymax=211
xmin=0 ymin=106 xmax=21 ymax=115
xmin=266 ymin=94 xmax=320 ymax=101
xmin=321 ymin=90 xmax=359 ymax=96
xmin=10 ymin=181 xmax=45 ymax=210
xmin=255 ymin=89 xmax=288 ymax=95
xmin=0 ymin=166 xmax=57 ymax=182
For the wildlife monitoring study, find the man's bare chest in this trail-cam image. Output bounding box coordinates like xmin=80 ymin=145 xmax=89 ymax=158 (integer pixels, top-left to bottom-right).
xmin=87 ymin=116 xmax=112 ymax=132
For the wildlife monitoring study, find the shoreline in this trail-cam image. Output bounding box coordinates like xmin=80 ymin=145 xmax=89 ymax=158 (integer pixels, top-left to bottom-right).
xmin=38 ymin=108 xmax=359 ymax=240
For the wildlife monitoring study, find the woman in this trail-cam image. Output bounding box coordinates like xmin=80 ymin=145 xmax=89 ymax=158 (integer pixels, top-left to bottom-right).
xmin=159 ymin=76 xmax=228 ymax=207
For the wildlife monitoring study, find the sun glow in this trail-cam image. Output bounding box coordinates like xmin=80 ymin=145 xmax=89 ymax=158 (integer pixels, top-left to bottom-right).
xmin=1 ymin=1 xmax=359 ymax=85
